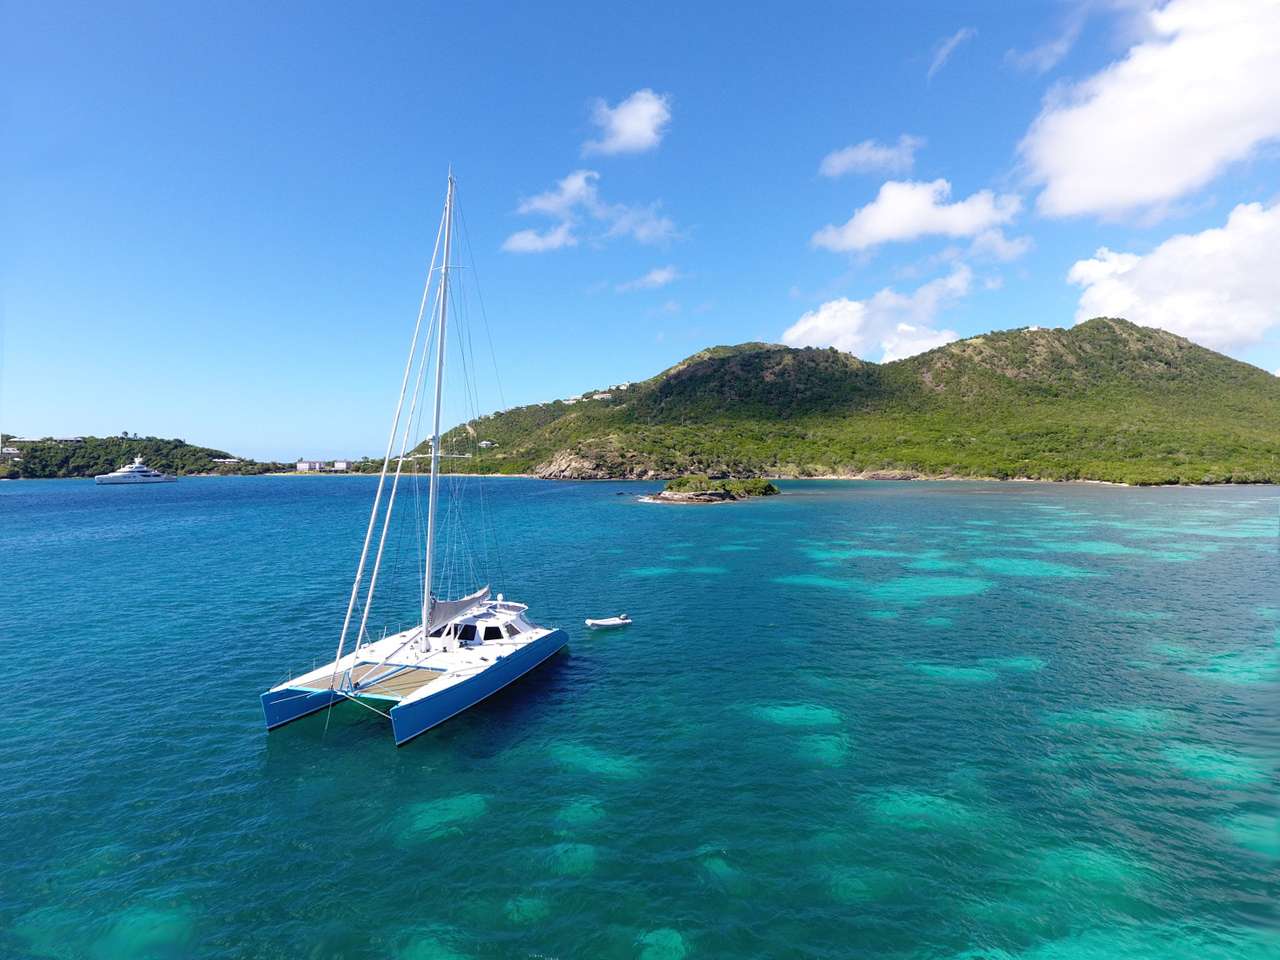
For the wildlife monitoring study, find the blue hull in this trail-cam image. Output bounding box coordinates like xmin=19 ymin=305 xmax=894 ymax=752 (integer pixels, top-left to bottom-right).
xmin=260 ymin=685 xmax=341 ymax=730
xmin=390 ymin=628 xmax=568 ymax=746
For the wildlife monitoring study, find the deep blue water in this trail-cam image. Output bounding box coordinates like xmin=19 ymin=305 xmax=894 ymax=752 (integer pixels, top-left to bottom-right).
xmin=2 ymin=477 xmax=1278 ymax=960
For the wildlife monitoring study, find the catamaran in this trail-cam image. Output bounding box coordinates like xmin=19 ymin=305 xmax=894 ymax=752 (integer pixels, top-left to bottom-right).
xmin=261 ymin=173 xmax=568 ymax=746
xmin=95 ymin=456 xmax=177 ymax=484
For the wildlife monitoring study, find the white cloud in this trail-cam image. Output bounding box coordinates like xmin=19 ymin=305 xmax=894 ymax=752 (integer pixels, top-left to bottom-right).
xmin=968 ymin=228 xmax=1033 ymax=262
xmin=812 ymin=179 xmax=1020 ymax=252
xmin=1067 ymin=200 xmax=1280 ymax=349
xmin=783 ymin=300 xmax=868 ymax=354
xmin=517 ymin=170 xmax=601 ymax=219
xmin=583 ymin=89 xmax=672 ymax=155
xmin=819 ymin=135 xmax=924 ymax=177
xmin=1008 ymin=1 xmax=1159 ymax=73
xmin=618 ymin=265 xmax=681 ymax=291
xmin=605 ymin=204 xmax=676 ymax=245
xmin=781 ymin=265 xmax=971 ymax=361
xmin=502 ymin=222 xmax=577 ymax=254
xmin=504 ymin=169 xmax=676 ymax=252
xmin=928 ymin=27 xmax=977 ymax=80
xmin=1021 ymin=0 xmax=1280 ymax=218
xmin=880 ymin=323 xmax=961 ymax=363
xmin=1007 ymin=24 xmax=1081 ymax=74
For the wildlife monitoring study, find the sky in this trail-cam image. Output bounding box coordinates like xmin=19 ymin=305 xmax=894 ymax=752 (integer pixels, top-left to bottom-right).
xmin=4 ymin=0 xmax=1279 ymax=460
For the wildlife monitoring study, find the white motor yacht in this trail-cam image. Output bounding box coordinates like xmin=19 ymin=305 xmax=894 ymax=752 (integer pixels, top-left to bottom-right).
xmin=95 ymin=456 xmax=177 ymax=484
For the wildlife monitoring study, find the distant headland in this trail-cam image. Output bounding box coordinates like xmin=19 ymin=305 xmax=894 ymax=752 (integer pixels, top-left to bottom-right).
xmin=434 ymin=318 xmax=1280 ymax=487
xmin=8 ymin=318 xmax=1280 ymax=486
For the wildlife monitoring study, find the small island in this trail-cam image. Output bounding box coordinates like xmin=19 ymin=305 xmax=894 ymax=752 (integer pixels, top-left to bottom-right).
xmin=649 ymin=475 xmax=781 ymax=503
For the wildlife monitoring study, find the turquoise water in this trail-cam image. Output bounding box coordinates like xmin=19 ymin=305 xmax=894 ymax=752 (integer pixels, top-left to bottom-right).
xmin=2 ymin=478 xmax=1278 ymax=959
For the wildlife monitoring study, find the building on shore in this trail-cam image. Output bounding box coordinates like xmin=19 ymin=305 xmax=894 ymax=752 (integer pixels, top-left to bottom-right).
xmin=296 ymin=459 xmax=353 ymax=472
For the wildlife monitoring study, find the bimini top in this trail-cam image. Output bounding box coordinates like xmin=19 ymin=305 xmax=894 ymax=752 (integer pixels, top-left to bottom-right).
xmin=426 ymin=584 xmax=491 ymax=631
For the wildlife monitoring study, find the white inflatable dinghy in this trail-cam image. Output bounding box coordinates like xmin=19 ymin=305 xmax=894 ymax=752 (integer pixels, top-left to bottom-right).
xmin=585 ymin=614 xmax=632 ymax=629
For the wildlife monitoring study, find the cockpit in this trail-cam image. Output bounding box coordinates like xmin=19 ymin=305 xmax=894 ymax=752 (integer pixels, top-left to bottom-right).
xmin=426 ymin=604 xmax=532 ymax=650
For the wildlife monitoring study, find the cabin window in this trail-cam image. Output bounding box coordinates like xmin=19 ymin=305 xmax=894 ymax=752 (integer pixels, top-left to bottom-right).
xmin=457 ymin=624 xmax=477 ymax=643
xmin=503 ymin=623 xmax=521 ymax=638
xmin=483 ymin=626 xmax=503 ymax=642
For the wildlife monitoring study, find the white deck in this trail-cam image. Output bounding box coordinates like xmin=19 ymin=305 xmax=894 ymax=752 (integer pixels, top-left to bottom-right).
xmin=273 ymin=599 xmax=554 ymax=707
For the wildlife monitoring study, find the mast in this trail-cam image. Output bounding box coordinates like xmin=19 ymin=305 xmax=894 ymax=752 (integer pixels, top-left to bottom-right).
xmin=328 ymin=181 xmax=446 ymax=681
xmin=421 ymin=172 xmax=455 ymax=647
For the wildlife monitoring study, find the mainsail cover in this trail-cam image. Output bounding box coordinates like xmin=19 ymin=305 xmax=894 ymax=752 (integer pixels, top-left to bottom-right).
xmin=427 ymin=585 xmax=490 ymax=631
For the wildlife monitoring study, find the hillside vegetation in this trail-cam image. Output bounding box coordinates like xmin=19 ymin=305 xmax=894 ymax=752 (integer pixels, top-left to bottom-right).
xmin=429 ymin=319 xmax=1280 ymax=485
xmin=1 ymin=435 xmax=277 ymax=479
xmin=664 ymin=475 xmax=780 ymax=497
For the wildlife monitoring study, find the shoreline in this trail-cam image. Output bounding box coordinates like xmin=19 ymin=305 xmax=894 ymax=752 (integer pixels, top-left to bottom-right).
xmin=261 ymin=471 xmax=538 ymax=479
xmin=7 ymin=472 xmax=1276 ymax=489
xmin=794 ymin=473 xmax=1133 ymax=487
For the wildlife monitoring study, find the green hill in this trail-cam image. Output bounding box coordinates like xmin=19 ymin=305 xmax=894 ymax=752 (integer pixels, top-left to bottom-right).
xmin=431 ymin=318 xmax=1280 ymax=485
xmin=1 ymin=435 xmax=277 ymax=479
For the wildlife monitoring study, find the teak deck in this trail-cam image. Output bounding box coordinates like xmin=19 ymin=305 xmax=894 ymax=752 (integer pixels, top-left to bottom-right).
xmin=302 ymin=662 xmax=444 ymax=701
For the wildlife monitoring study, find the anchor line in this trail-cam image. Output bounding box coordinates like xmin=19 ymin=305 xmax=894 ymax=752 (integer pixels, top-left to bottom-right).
xmin=336 ymin=690 xmax=392 ymax=720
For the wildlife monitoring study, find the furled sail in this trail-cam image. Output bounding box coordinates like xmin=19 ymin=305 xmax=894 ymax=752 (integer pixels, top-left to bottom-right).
xmin=427 ymin=585 xmax=490 ymax=631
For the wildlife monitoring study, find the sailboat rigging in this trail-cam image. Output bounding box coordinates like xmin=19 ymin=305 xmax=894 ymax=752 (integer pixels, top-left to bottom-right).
xmin=261 ymin=173 xmax=568 ymax=746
